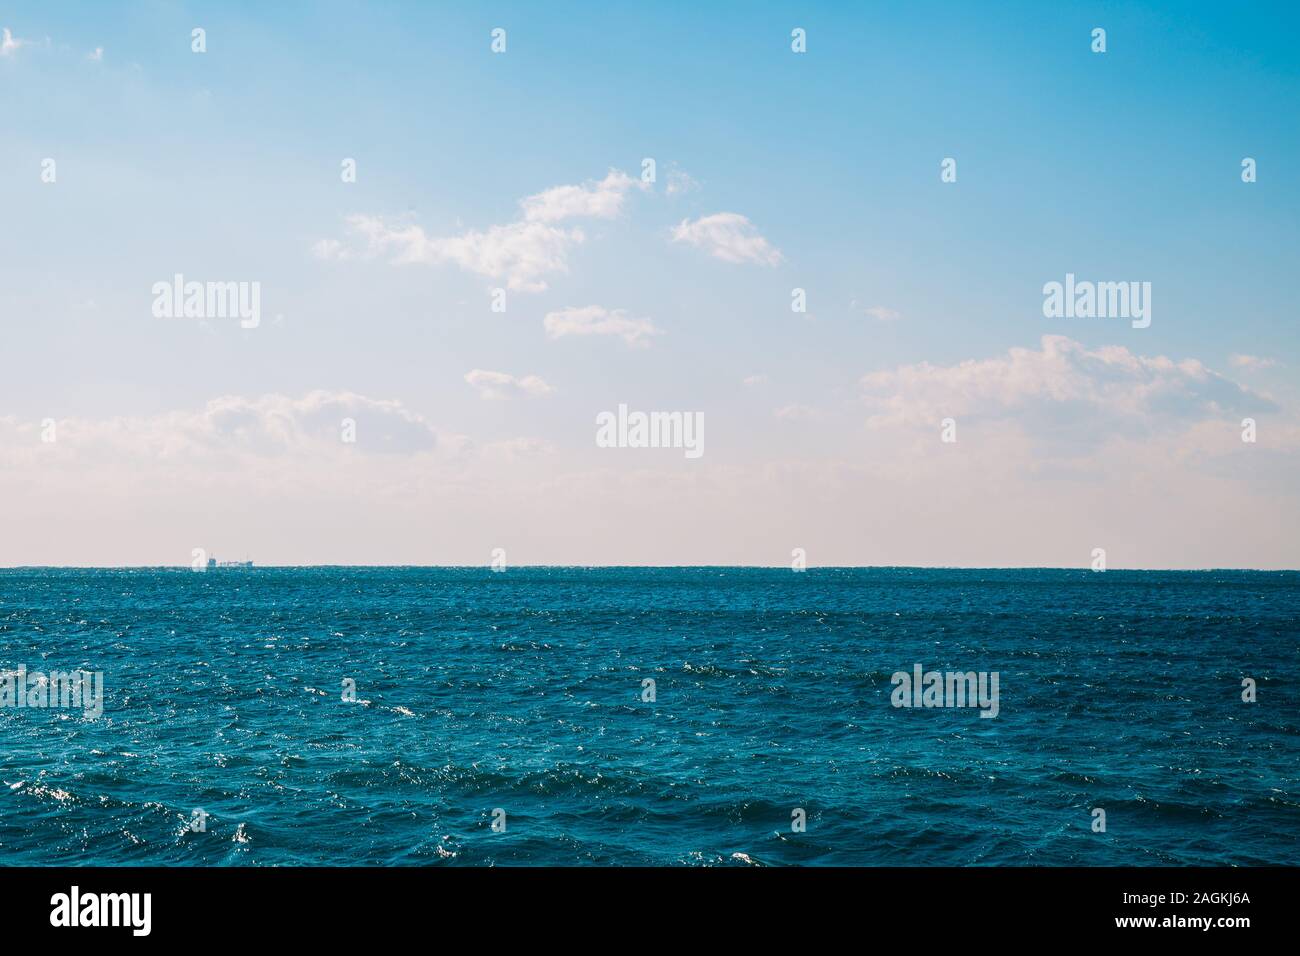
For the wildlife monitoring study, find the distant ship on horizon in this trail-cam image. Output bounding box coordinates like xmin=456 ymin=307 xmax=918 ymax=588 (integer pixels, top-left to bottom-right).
xmin=207 ymin=557 xmax=254 ymax=569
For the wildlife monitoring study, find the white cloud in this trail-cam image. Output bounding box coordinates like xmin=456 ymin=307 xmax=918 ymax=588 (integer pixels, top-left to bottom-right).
xmin=859 ymin=335 xmax=1270 ymax=437
xmin=543 ymin=305 xmax=662 ymax=348
xmin=860 ymin=304 xmax=902 ymax=321
xmin=519 ymin=169 xmax=645 ymax=223
xmin=333 ymin=214 xmax=582 ymax=293
xmin=671 ymin=212 xmax=782 ymax=266
xmin=774 ymin=404 xmax=820 ymax=421
xmin=3 ymin=384 xmax=1297 ymax=569
xmin=743 ymin=374 xmax=769 ymax=387
xmin=1229 ymin=354 xmax=1279 ymax=370
xmin=464 ymin=369 xmax=554 ymax=400
xmin=1 ymin=27 xmax=29 ymax=55
xmin=0 ymin=391 xmax=442 ymax=463
xmin=87 ymin=46 xmax=103 ymax=62
xmin=317 ymin=169 xmax=648 ymax=292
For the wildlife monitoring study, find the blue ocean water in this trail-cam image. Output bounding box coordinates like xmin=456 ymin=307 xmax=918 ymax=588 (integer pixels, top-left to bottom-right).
xmin=0 ymin=567 xmax=1296 ymax=866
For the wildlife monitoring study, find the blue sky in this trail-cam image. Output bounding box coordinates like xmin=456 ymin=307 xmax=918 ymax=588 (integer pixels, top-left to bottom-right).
xmin=1 ymin=1 xmax=1297 ymax=567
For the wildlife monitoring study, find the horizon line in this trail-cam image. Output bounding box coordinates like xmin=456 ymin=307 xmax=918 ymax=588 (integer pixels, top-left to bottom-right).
xmin=1 ymin=564 xmax=1297 ymax=573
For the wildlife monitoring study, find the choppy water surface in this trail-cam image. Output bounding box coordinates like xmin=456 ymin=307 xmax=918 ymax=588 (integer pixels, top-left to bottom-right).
xmin=1 ymin=567 xmax=1296 ymax=865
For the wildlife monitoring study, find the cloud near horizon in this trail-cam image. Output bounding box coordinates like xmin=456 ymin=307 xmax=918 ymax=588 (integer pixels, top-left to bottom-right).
xmin=0 ymin=355 xmax=1295 ymax=568
xmin=859 ymin=335 xmax=1274 ymax=441
xmin=463 ymin=369 xmax=554 ymax=400
xmin=0 ymin=391 xmax=443 ymax=464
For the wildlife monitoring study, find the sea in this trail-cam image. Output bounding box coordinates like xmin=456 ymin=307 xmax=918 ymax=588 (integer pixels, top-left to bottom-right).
xmin=1 ymin=567 xmax=1296 ymax=866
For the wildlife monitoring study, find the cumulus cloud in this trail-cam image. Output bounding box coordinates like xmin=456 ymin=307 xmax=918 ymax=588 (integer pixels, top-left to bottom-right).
xmin=543 ymin=305 xmax=662 ymax=348
xmin=463 ymin=369 xmax=554 ymax=400
xmin=317 ymin=168 xmax=645 ymax=292
xmin=519 ymin=169 xmax=646 ymax=223
xmin=859 ymin=335 xmax=1271 ymax=438
xmin=2 ymin=383 xmax=1296 ymax=569
xmin=1229 ymin=354 xmax=1279 ymax=370
xmin=743 ymin=374 xmax=769 ymax=386
xmin=671 ymin=212 xmax=782 ymax=266
xmin=329 ymin=214 xmax=582 ymax=292
xmin=0 ymin=391 xmax=441 ymax=463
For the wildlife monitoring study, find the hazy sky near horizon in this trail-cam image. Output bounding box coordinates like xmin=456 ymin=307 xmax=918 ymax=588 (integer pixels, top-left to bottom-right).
xmin=2 ymin=0 xmax=1298 ymax=568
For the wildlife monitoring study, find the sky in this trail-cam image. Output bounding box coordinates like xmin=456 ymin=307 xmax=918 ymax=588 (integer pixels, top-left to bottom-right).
xmin=1 ymin=0 xmax=1297 ymax=568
